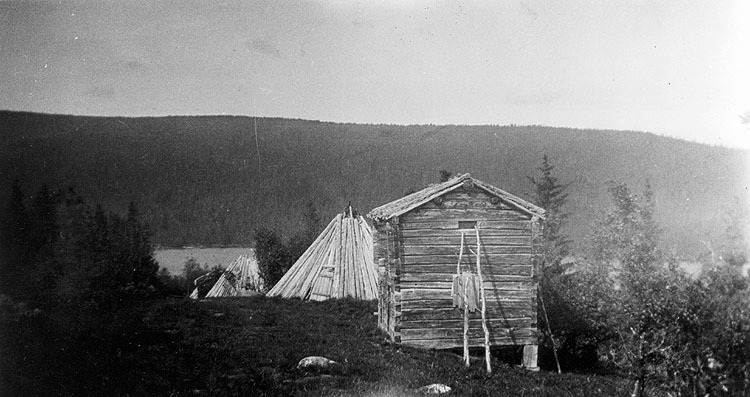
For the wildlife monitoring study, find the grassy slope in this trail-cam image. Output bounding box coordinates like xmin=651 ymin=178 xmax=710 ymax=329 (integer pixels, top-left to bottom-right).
xmin=1 ymin=111 xmax=746 ymax=257
xmin=2 ymin=296 xmax=631 ymax=396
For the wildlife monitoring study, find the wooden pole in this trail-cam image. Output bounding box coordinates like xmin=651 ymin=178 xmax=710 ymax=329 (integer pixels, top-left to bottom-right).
xmin=540 ymin=283 xmax=561 ymax=373
xmin=474 ymin=226 xmax=491 ymax=375
xmin=457 ymin=232 xmax=469 ymax=367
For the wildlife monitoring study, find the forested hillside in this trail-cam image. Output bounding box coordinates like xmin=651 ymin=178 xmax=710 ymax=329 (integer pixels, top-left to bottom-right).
xmin=1 ymin=111 xmax=746 ymax=258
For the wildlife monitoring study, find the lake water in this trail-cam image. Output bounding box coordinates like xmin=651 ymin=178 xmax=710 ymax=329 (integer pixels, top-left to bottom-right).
xmin=154 ymin=247 xmax=255 ymax=275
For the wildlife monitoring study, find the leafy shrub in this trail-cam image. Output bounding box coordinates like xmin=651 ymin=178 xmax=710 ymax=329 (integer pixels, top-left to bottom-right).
xmin=255 ymin=202 xmax=321 ymax=291
xmin=548 ymin=183 xmax=750 ymax=396
xmin=254 ymin=227 xmax=291 ymax=290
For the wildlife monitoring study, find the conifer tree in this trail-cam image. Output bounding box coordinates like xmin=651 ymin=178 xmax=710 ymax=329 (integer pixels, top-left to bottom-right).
xmin=528 ymin=155 xmax=570 ymax=373
xmin=0 ymin=180 xmax=29 ymax=295
xmin=528 ymin=154 xmax=571 ymax=270
xmin=439 ymin=169 xmax=453 ymax=182
xmin=254 ymin=227 xmax=290 ymax=290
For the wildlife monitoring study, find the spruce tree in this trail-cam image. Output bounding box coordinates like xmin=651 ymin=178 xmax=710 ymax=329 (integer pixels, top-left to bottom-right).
xmin=439 ymin=169 xmax=453 ymax=182
xmin=527 ymin=154 xmax=570 ymax=373
xmin=0 ymin=180 xmax=29 ymax=295
xmin=254 ymin=227 xmax=290 ymax=290
xmin=528 ymin=154 xmax=571 ymax=270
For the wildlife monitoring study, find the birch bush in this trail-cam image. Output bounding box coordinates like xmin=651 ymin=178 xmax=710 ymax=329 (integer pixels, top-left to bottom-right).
xmin=560 ymin=183 xmax=750 ymax=396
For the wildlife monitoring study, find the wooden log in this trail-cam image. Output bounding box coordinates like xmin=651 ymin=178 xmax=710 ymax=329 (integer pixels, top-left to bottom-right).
xmin=349 ymin=219 xmax=360 ymax=298
xmin=403 ymin=209 xmax=531 ymax=222
xmin=331 ymin=219 xmax=343 ymax=298
xmin=360 ymin=220 xmax=378 ymax=300
xmin=402 ymin=254 xmax=532 ymax=265
xmin=400 ymin=335 xmax=538 ymax=350
xmin=401 ymin=229 xmax=531 ymax=238
xmin=393 ymin=289 xmax=402 ymax=340
xmin=400 ymin=304 xmax=535 ymax=320
xmin=402 ymin=298 xmax=535 ymax=311
xmin=378 ymin=262 xmax=385 ymax=329
xmin=399 ymin=278 xmax=530 ymax=289
xmin=401 ymin=288 xmax=534 ymax=301
xmin=400 ymin=264 xmax=533 ymax=276
xmin=419 ymin=198 xmax=512 ymax=211
xmin=400 ymin=317 xmax=536 ymax=329
xmin=345 ymin=219 xmax=356 ymax=298
xmin=358 ymin=228 xmax=375 ymax=300
xmin=400 ymin=326 xmax=538 ymax=340
xmin=357 ymin=222 xmax=374 ymax=300
xmin=399 ymin=271 xmax=532 ymax=283
xmin=401 ymin=281 xmax=535 ymax=299
xmin=399 ymin=220 xmax=533 ymax=231
xmin=404 ymin=245 xmax=531 ymax=256
xmin=403 ymin=235 xmax=532 ymax=246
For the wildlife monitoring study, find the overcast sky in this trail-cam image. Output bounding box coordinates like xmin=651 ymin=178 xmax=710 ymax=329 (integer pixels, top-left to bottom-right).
xmin=1 ymin=0 xmax=748 ymax=148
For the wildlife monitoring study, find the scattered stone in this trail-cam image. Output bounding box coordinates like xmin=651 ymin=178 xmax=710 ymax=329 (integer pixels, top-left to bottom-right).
xmin=417 ymin=383 xmax=452 ymax=394
xmin=296 ymin=356 xmax=337 ymax=370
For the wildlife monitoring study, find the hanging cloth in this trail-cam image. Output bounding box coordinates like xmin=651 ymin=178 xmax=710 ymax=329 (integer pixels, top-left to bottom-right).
xmin=452 ymin=273 xmax=481 ymax=312
xmin=451 ymin=232 xmax=481 ymax=312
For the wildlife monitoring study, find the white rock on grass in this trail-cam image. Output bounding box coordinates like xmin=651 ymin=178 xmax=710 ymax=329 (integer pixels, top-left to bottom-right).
xmin=296 ymin=356 xmax=337 ymax=370
xmin=417 ymin=383 xmax=452 ymax=394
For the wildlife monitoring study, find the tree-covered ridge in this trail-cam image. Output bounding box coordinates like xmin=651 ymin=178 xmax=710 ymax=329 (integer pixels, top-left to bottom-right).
xmin=1 ymin=110 xmax=747 ymax=258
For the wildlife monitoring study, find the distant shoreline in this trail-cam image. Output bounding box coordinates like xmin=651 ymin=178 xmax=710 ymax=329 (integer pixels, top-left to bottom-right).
xmin=154 ymin=247 xmax=255 ymax=275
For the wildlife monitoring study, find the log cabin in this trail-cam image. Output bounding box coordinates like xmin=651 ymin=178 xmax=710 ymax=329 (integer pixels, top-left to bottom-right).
xmin=367 ymin=173 xmax=545 ymax=370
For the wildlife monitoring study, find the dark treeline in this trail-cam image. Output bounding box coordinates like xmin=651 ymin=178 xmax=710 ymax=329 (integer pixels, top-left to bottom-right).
xmin=1 ymin=110 xmax=747 ymax=258
xmin=0 ymin=181 xmax=167 ymax=394
xmin=0 ymin=181 xmax=159 ymax=306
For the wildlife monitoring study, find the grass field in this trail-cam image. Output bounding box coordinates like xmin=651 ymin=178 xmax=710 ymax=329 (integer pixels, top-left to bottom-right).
xmin=2 ymin=296 xmax=633 ymax=396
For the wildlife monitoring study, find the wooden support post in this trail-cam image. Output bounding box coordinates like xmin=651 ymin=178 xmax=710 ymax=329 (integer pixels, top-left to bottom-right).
xmin=474 ymin=226 xmax=491 ymax=375
xmin=523 ymin=345 xmax=539 ymax=371
xmin=463 ymin=301 xmax=470 ymax=367
xmin=457 ymin=232 xmax=469 ymax=368
xmin=377 ymin=258 xmax=386 ymax=331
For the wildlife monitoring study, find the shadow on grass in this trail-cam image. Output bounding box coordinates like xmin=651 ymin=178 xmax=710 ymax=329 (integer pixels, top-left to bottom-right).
xmin=1 ymin=295 xmax=632 ymax=396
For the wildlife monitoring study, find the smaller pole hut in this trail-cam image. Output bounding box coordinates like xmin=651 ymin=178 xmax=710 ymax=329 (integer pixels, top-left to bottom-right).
xmin=368 ymin=173 xmax=545 ymax=370
xmin=198 ymin=254 xmax=263 ymax=298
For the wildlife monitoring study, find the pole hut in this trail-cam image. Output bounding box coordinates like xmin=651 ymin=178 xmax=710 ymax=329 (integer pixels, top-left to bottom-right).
xmin=266 ymin=206 xmax=378 ymax=301
xmin=367 ymin=173 xmax=545 ymax=370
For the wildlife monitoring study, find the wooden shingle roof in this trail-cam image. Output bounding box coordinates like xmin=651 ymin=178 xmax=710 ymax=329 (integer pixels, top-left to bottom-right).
xmin=367 ymin=173 xmax=545 ymax=222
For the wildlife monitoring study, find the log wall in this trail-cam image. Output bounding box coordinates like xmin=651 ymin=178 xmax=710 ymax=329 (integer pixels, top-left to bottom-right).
xmin=375 ymin=186 xmax=540 ymax=349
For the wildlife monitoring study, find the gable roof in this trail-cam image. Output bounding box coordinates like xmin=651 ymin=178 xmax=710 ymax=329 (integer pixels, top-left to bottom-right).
xmin=367 ymin=173 xmax=545 ymax=222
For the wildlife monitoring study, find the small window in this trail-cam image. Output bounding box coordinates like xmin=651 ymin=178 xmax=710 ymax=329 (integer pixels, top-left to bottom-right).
xmin=458 ymin=220 xmax=477 ymax=230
